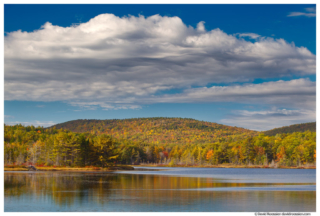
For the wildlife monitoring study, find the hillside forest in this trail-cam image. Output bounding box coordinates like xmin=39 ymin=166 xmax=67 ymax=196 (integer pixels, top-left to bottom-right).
xmin=4 ymin=118 xmax=316 ymax=168
xmin=263 ymin=122 xmax=316 ymax=136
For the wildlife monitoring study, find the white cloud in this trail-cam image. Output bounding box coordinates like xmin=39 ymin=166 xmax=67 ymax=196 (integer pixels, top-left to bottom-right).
xmin=305 ymin=7 xmax=316 ymax=12
xmin=69 ymin=101 xmax=141 ymax=110
xmin=4 ymin=115 xmax=14 ymax=119
xmin=53 ymin=78 xmax=315 ymax=121
xmin=236 ymin=33 xmax=260 ymax=39
xmin=151 ymin=78 xmax=315 ymax=131
xmin=288 ymin=12 xmax=316 ymax=17
xmin=220 ymin=108 xmax=315 ymax=131
xmin=4 ymin=120 xmax=56 ymax=127
xmin=288 ymin=7 xmax=316 ymax=17
xmin=4 ymin=13 xmax=315 ymax=110
xmin=196 ymin=21 xmax=206 ymax=32
xmin=148 ymin=78 xmax=315 ymax=111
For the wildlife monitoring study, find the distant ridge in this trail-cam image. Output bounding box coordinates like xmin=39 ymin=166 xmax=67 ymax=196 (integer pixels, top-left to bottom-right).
xmin=50 ymin=117 xmax=258 ymax=145
xmin=263 ymin=122 xmax=316 ymax=136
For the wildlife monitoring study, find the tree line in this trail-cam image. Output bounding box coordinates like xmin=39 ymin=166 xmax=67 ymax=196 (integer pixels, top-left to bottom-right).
xmin=263 ymin=122 xmax=316 ymax=136
xmin=4 ymin=124 xmax=316 ymax=167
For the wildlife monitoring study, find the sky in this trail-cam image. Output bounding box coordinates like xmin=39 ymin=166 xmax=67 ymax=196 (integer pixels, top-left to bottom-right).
xmin=3 ymin=4 xmax=316 ymax=131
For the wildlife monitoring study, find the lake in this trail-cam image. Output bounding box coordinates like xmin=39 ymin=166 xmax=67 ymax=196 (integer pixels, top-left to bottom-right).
xmin=4 ymin=167 xmax=316 ymax=212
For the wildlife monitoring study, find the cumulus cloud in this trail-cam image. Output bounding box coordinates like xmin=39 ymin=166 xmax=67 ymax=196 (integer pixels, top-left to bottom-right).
xmin=288 ymin=7 xmax=316 ymax=17
xmin=220 ymin=108 xmax=315 ymax=131
xmin=4 ymin=13 xmax=316 ymax=110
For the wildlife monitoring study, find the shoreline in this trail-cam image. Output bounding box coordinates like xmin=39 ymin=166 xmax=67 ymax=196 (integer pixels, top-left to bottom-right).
xmin=134 ymin=164 xmax=316 ymax=169
xmin=4 ymin=164 xmax=316 ymax=171
xmin=4 ymin=164 xmax=315 ymax=171
xmin=4 ymin=165 xmax=134 ymax=172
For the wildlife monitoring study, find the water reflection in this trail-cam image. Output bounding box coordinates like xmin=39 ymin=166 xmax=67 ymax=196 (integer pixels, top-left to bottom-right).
xmin=4 ymin=171 xmax=316 ymax=212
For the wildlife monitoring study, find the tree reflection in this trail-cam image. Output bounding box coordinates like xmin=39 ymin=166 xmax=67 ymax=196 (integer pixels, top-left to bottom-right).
xmin=4 ymin=172 xmax=316 ymax=212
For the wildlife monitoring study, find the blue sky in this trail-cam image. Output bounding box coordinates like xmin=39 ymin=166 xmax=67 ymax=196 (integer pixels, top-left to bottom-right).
xmin=4 ymin=4 xmax=316 ymax=131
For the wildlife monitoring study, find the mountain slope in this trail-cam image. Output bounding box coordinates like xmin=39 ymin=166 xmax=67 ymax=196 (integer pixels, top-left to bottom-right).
xmin=263 ymin=122 xmax=316 ymax=136
xmin=51 ymin=117 xmax=259 ymax=145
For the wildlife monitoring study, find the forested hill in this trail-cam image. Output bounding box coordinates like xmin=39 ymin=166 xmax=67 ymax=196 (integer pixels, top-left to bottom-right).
xmin=263 ymin=122 xmax=316 ymax=136
xmin=51 ymin=118 xmax=259 ymax=145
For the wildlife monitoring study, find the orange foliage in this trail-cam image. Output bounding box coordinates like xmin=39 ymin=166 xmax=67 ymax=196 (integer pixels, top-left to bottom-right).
xmin=276 ymin=146 xmax=286 ymax=162
xmin=206 ymin=150 xmax=214 ymax=160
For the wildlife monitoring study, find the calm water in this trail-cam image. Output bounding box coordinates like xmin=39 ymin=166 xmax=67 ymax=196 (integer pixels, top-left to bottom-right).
xmin=4 ymin=167 xmax=316 ymax=212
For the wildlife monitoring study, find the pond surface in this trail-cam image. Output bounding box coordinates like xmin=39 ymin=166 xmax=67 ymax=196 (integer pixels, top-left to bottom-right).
xmin=4 ymin=167 xmax=316 ymax=212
